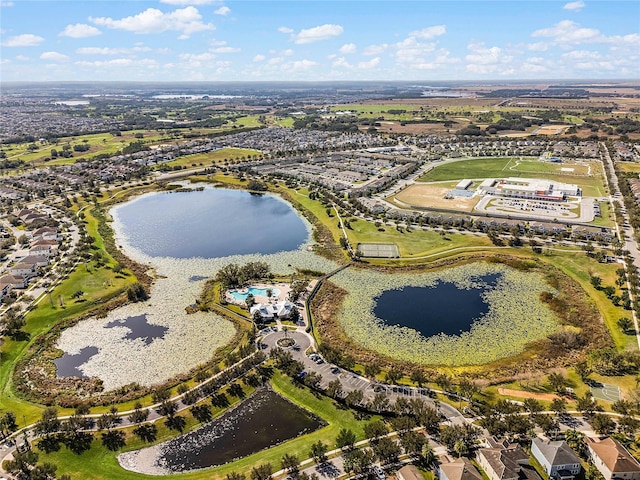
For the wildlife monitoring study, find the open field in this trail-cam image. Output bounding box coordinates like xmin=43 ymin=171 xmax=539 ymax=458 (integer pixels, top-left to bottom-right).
xmin=393 ymin=182 xmax=480 ymax=212
xmin=419 ymin=157 xmax=607 ymax=197
xmin=617 ymin=162 xmax=640 ymax=174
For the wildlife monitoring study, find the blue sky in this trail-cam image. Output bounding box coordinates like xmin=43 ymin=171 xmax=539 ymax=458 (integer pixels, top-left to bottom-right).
xmin=1 ymin=0 xmax=638 ymax=82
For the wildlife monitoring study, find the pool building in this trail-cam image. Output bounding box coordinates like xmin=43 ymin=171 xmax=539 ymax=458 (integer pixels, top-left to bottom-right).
xmin=250 ymin=300 xmax=296 ymax=320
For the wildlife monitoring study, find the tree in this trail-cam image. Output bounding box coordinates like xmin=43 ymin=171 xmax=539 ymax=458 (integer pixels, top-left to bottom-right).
xmin=336 ymin=428 xmax=357 ymax=451
xmin=410 ymin=369 xmax=427 ymax=387
xmin=310 ymin=440 xmax=328 ymax=464
xmin=343 ymin=448 xmax=375 ymax=476
xmin=226 ymin=473 xmax=246 ymax=480
xmin=364 ymin=362 xmax=381 ymax=379
xmin=551 ymin=398 xmax=568 ymax=417
xmin=344 ymin=389 xmax=364 ymax=407
xmin=385 ymin=366 xmax=403 ymax=384
xmin=326 ymin=379 xmax=343 ymax=399
xmin=190 ymin=404 xmax=212 ymax=423
xmin=128 ymin=403 xmax=149 ymax=425
xmin=280 ymin=453 xmax=300 ymax=475
xmin=133 ymin=424 xmax=157 ymax=443
xmin=364 ymin=420 xmax=388 ymax=441
xmin=400 ymin=430 xmax=426 ymax=457
xmin=250 ymin=463 xmax=273 ymax=480
xmin=548 ymin=372 xmax=567 ymax=394
xmin=34 ymin=407 xmax=60 ymax=436
xmin=590 ymin=413 xmax=616 ymax=435
xmin=564 ymin=429 xmax=587 ymax=458
xmin=372 ymin=436 xmax=401 ymax=465
xmin=101 ymin=429 xmax=126 ymax=451
xmin=618 ymin=317 xmax=634 ymax=334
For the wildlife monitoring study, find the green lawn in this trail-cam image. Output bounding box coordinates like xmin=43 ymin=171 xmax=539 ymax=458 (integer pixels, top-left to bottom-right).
xmin=541 ymin=250 xmax=637 ymax=351
xmin=420 ymin=157 xmax=607 ymax=197
xmin=420 ymin=158 xmax=514 ymax=181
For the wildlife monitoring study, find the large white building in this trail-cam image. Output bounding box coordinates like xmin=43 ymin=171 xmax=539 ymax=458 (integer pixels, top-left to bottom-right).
xmin=478 ymin=177 xmax=580 ymax=201
xmin=250 ymin=300 xmax=296 ymax=320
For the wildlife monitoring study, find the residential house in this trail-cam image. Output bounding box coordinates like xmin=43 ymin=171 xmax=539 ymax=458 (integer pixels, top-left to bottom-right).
xmin=440 ymin=457 xmax=484 ymax=480
xmin=397 ymin=465 xmax=424 ymax=480
xmin=477 ymin=439 xmax=542 ymax=480
xmin=586 ymin=437 xmax=640 ymax=480
xmin=531 ymin=438 xmax=582 ymax=480
xmin=0 ymin=274 xmax=26 ymax=300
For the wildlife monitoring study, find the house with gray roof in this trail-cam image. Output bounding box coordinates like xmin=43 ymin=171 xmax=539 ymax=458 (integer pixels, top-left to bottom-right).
xmin=531 ymin=438 xmax=581 ymax=480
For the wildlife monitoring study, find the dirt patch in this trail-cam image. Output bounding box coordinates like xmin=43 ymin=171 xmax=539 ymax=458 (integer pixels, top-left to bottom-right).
xmin=394 ymin=183 xmax=479 ymax=211
xmin=498 ymin=388 xmax=559 ymax=401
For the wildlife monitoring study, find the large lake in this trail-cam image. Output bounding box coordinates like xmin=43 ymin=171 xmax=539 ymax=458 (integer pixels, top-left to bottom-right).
xmin=113 ymin=188 xmax=309 ymax=258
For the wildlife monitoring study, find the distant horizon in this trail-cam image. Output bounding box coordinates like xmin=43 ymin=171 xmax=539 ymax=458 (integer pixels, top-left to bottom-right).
xmin=1 ymin=0 xmax=638 ymax=82
xmin=2 ymin=79 xmax=638 ymax=85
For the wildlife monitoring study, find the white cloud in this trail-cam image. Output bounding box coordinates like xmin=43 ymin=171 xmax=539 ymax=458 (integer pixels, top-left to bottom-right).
xmin=339 ymin=43 xmax=356 ymax=54
xmin=0 ymin=2 xmax=14 ymax=6
xmin=214 ymin=6 xmax=230 ymax=16
xmin=527 ymin=42 xmax=549 ymax=51
xmin=76 ymin=58 xmax=135 ymax=67
xmin=395 ymin=36 xmax=437 ymax=65
xmin=357 ymin=57 xmax=380 ymax=69
xmin=409 ymin=25 xmax=446 ymax=39
xmin=15 ymin=55 xmax=29 ymax=61
xmin=77 ymin=47 xmax=120 ymax=55
xmin=287 ymin=59 xmax=317 ymax=71
xmin=178 ymin=52 xmax=216 ymax=62
xmin=465 ymin=42 xmax=513 ymax=74
xmin=332 ymin=57 xmax=352 ymax=69
xmin=91 ymin=7 xmax=214 ymax=39
xmin=59 ymin=23 xmax=102 ymax=38
xmin=563 ymin=1 xmax=585 ymax=11
xmin=160 ymin=0 xmax=215 ymax=4
xmin=40 ymin=51 xmax=70 ymax=62
xmin=363 ymin=43 xmax=388 ymax=56
xmin=253 ymin=54 xmax=266 ymax=62
xmin=532 ymin=20 xmax=601 ymax=44
xmin=290 ymin=24 xmax=343 ymax=44
xmin=562 ymin=49 xmax=602 ymax=60
xmin=278 ymin=26 xmax=293 ymax=34
xmin=1 ymin=33 xmax=44 ymax=47
xmin=213 ymin=46 xmax=240 ymax=53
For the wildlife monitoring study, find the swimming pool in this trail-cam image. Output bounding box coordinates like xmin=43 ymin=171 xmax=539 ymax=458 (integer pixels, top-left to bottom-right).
xmin=229 ymin=287 xmax=281 ymax=302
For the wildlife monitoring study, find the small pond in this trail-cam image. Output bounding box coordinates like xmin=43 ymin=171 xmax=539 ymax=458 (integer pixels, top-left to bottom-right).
xmin=104 ymin=315 xmax=168 ymax=346
xmin=113 ymin=188 xmax=309 ymax=258
xmin=373 ymin=273 xmax=500 ymax=337
xmin=53 ymin=346 xmax=99 ymax=378
xmin=155 ymin=388 xmax=323 ymax=472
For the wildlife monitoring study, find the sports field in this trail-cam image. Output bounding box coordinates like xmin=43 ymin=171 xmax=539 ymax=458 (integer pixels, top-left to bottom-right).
xmin=419 ymin=157 xmax=606 ymax=196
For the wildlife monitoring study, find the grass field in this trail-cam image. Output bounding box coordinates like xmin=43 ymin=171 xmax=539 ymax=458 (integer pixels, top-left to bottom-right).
xmin=419 ymin=157 xmax=607 ymax=197
xmin=617 ymin=162 xmax=640 ymax=174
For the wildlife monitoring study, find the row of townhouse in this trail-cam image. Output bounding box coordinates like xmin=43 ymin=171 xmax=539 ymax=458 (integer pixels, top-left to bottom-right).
xmin=439 ymin=436 xmax=639 ymax=480
xmin=0 ymin=225 xmax=61 ymax=302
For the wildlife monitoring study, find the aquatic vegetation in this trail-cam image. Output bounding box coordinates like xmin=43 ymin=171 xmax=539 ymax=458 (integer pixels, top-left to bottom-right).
xmin=329 ymin=262 xmax=559 ymax=366
xmin=55 ymin=192 xmax=338 ymax=391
